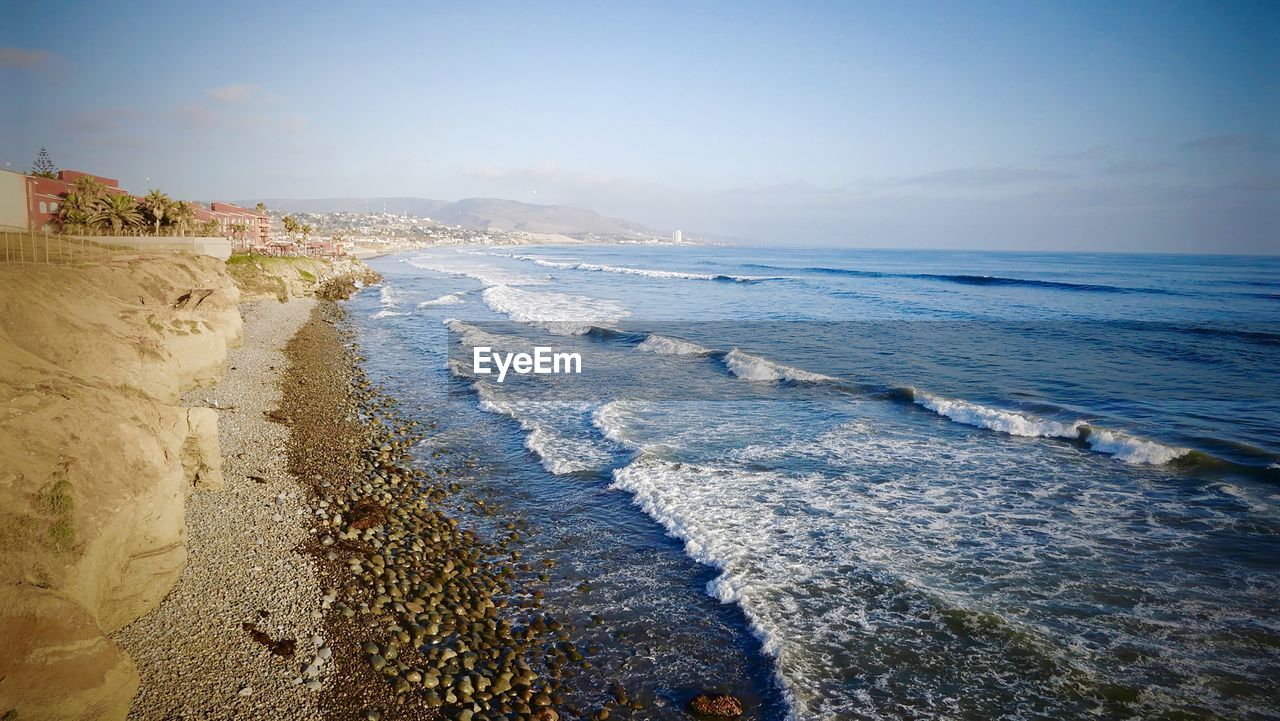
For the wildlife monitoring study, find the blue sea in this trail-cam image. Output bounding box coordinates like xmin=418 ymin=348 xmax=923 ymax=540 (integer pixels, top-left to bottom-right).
xmin=350 ymin=246 xmax=1280 ymax=721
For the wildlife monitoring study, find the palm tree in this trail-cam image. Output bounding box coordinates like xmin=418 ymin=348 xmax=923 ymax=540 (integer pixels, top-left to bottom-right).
xmin=58 ymin=198 xmax=93 ymax=233
xmin=58 ymin=191 xmax=97 ymax=232
xmin=69 ymin=176 xmax=108 ymax=204
xmin=197 ymin=218 xmax=221 ymax=236
xmin=169 ymin=201 xmax=195 ymax=237
xmin=92 ymin=194 xmax=143 ymax=234
xmin=255 ymin=202 xmax=267 ymax=213
xmin=140 ymin=190 xmax=173 ymax=235
xmin=282 ymin=214 xmax=299 ymax=240
xmin=54 ymin=177 xmax=108 ymax=231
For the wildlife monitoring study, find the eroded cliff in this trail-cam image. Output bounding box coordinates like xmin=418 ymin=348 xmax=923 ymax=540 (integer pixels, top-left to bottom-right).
xmin=0 ymin=254 xmax=241 ymax=720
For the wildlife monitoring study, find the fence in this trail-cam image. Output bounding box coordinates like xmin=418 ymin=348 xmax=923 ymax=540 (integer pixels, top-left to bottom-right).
xmin=1 ymin=226 xmax=346 ymax=265
xmin=4 ymin=228 xmax=166 ymax=265
xmin=0 ymin=227 xmax=233 ymax=264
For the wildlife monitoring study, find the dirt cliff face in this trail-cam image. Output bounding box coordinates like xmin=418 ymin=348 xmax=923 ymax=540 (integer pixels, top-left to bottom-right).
xmin=0 ymin=254 xmax=242 ymax=720
xmin=226 ymin=254 xmax=380 ymax=303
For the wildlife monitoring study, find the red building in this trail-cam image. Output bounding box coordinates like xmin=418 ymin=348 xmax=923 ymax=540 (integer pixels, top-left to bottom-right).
xmin=26 ymin=170 xmax=127 ymax=230
xmin=208 ymin=202 xmax=271 ymax=248
xmin=12 ymin=169 xmax=273 ymax=249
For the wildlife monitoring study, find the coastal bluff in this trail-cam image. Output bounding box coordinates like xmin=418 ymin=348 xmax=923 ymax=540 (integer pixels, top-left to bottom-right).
xmin=0 ymin=252 xmax=370 ymax=720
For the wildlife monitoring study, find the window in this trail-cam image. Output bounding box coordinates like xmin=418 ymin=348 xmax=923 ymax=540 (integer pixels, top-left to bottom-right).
xmin=50 ymin=202 xmax=59 ymax=212
xmin=38 ymin=201 xmax=47 ymax=213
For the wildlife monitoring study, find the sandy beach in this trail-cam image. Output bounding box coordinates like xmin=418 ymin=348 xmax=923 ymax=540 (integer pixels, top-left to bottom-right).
xmin=112 ymin=297 xmax=327 ymax=719
xmin=116 ymin=288 xmax=575 ymax=721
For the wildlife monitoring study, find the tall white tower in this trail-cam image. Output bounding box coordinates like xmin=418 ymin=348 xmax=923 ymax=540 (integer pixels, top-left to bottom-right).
xmin=673 ymin=229 xmax=683 ymax=243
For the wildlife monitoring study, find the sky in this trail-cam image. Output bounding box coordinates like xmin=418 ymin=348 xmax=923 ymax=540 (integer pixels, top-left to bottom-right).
xmin=2 ymin=1 xmax=1277 ymax=252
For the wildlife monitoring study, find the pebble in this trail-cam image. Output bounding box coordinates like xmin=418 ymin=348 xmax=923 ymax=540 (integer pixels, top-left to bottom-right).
xmin=128 ymin=293 xmax=592 ymax=719
xmin=111 ymin=299 xmax=327 ymax=720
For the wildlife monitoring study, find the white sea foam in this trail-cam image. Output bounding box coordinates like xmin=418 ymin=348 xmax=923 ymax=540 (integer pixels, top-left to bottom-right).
xmin=912 ymin=391 xmax=1189 ymax=465
xmin=442 ymin=319 xmax=521 ymax=353
xmin=609 ymin=457 xmax=834 ymax=716
xmin=481 ymin=285 xmax=629 ymax=335
xmin=418 ymin=291 xmax=466 ymax=306
xmin=608 ymin=412 xmax=1259 ymax=719
xmin=405 ymin=256 xmax=546 ymax=287
xmin=523 ymin=426 xmax=614 ymax=475
xmin=476 ymin=384 xmax=612 ymax=474
xmin=723 ymin=349 xmax=837 ymax=383
xmin=914 ymin=392 xmax=1083 ymax=439
xmin=379 ymin=284 xmax=406 ymax=307
xmin=1084 ymin=428 xmax=1190 ymax=465
xmin=373 ymin=285 xmax=407 ymax=318
xmin=446 ymin=357 xmax=468 ymax=378
xmin=590 ymin=400 xmax=650 ymax=449
xmin=453 ymin=249 xmax=514 ymax=258
xmin=732 ymin=420 xmax=877 ymax=465
xmin=635 ymin=334 xmax=714 ymax=356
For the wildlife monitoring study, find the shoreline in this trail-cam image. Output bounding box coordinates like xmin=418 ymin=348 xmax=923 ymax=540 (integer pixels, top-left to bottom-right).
xmin=2 ymin=251 xmax=766 ymax=720
xmin=279 ymin=301 xmax=572 ymax=720
xmin=337 ymin=259 xmax=780 ymax=721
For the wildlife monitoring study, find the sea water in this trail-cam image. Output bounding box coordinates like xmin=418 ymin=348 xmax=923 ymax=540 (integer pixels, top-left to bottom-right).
xmin=348 ymin=246 xmax=1279 ymax=720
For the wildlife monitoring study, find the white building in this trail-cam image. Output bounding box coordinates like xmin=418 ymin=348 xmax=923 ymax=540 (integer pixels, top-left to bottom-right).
xmin=672 ymin=229 xmax=683 ymax=243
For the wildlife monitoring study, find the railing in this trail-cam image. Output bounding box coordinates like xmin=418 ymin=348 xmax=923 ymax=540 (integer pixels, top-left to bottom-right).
xmin=0 ymin=226 xmax=192 ymax=265
xmin=1 ymin=226 xmax=346 ymax=265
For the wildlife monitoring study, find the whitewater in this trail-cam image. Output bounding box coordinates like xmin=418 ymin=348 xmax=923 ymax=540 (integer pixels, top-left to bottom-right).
xmin=349 ymin=244 xmax=1280 ymax=721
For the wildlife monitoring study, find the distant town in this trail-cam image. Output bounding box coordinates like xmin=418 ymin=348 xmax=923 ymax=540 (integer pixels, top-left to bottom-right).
xmin=1 ymin=149 xmax=700 ymax=260
xmin=269 ymin=209 xmax=697 ymax=257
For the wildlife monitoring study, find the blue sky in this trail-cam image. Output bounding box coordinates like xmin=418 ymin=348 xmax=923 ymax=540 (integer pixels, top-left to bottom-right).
xmin=2 ymin=1 xmax=1276 ymax=251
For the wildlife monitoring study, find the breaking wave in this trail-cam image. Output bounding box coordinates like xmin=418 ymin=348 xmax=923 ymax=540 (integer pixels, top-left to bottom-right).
xmin=912 ymin=391 xmax=1190 ymax=465
xmin=443 ymin=319 xmax=523 ymax=353
xmin=476 ymin=384 xmax=613 ymax=475
xmin=405 ymin=256 xmax=546 ymax=287
xmin=723 ymin=349 xmax=838 ymax=383
xmin=379 ymin=284 xmax=406 ymax=307
xmin=626 ymin=338 xmax=1214 ymax=469
xmin=419 ymin=291 xmax=466 ymax=306
xmin=636 ymin=334 xmax=715 ymax=356
xmin=608 ymin=451 xmax=1097 ymax=720
xmin=371 ymin=285 xmax=410 ymax=318
xmin=481 ymin=285 xmax=629 ymax=335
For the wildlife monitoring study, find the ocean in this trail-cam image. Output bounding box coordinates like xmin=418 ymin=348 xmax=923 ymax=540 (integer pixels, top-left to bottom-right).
xmin=349 ymin=245 xmax=1279 ymax=720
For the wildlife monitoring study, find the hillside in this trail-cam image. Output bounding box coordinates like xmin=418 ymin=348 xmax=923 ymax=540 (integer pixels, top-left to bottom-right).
xmin=248 ymin=196 xmax=655 ymax=237
xmin=245 ymin=197 xmax=452 ymax=217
